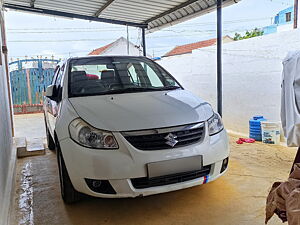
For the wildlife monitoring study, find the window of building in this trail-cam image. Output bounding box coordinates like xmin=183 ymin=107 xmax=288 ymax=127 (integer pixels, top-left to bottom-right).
xmin=286 ymin=12 xmax=292 ymax=22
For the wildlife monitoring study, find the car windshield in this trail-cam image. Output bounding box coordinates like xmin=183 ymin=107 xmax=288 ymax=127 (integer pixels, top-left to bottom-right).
xmin=68 ymin=57 xmax=181 ymax=97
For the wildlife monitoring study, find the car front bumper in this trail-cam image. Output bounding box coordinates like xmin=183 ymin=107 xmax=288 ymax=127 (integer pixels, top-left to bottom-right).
xmin=59 ymin=129 xmax=229 ymax=198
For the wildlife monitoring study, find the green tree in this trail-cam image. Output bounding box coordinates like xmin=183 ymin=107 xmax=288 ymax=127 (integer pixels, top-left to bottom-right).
xmin=234 ymin=28 xmax=264 ymax=41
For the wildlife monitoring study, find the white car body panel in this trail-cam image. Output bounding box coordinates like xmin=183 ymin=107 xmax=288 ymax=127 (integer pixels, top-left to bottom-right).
xmin=69 ymin=90 xmax=214 ymax=131
xmin=59 ymin=129 xmax=228 ymax=198
xmin=44 ymin=56 xmax=229 ymax=199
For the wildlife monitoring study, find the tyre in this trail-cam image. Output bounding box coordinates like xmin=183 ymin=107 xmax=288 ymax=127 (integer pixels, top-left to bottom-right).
xmin=44 ymin=117 xmax=56 ymax=150
xmin=57 ymin=144 xmax=81 ymax=204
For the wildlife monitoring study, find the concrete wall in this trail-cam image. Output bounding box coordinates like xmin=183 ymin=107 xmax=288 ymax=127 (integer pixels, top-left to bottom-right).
xmin=0 ymin=8 xmax=13 ymax=225
xmin=277 ymin=23 xmax=294 ymax=32
xmin=158 ymin=29 xmax=300 ymax=135
xmin=263 ymin=24 xmax=278 ymax=35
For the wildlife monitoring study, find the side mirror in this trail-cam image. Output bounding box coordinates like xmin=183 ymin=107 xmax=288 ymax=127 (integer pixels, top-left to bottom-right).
xmin=46 ymin=85 xmax=57 ymax=100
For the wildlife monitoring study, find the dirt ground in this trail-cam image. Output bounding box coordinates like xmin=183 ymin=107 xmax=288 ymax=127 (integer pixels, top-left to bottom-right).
xmin=10 ymin=113 xmax=298 ymax=225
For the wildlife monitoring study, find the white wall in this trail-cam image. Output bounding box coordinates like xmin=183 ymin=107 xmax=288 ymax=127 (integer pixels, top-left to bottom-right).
xmin=0 ymin=9 xmax=13 ymax=225
xmin=277 ymin=23 xmax=294 ymax=32
xmin=158 ymin=29 xmax=300 ymax=135
xmin=102 ymin=38 xmax=143 ymax=56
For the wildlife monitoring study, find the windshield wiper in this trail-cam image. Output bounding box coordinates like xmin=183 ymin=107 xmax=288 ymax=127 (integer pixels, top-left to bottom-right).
xmin=70 ymin=86 xmax=181 ymax=97
xmin=105 ymin=87 xmax=160 ymax=94
xmin=160 ymin=86 xmax=181 ymax=90
xmin=104 ymin=86 xmax=181 ymax=94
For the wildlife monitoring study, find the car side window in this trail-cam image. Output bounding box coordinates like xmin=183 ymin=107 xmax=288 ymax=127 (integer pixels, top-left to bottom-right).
xmin=140 ymin=63 xmax=163 ymax=87
xmin=128 ymin=64 xmax=141 ymax=85
xmin=52 ymin=66 xmax=60 ymax=85
xmin=55 ymin=64 xmax=64 ymax=87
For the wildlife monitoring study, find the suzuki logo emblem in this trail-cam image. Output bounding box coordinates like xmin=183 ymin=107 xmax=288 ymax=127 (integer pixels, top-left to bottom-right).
xmin=165 ymin=133 xmax=178 ymax=147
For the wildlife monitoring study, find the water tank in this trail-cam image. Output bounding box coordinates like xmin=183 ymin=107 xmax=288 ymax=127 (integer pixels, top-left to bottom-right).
xmin=249 ymin=116 xmax=266 ymax=141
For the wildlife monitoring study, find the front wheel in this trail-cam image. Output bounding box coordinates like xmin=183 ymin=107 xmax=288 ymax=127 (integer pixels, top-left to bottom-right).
xmin=57 ymin=144 xmax=81 ymax=204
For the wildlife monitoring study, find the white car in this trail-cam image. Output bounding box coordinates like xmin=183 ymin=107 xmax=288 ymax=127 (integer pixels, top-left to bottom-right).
xmin=44 ymin=56 xmax=229 ymax=203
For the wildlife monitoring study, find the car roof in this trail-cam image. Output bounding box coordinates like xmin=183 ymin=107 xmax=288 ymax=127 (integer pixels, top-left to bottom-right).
xmin=59 ymin=55 xmax=150 ymax=68
xmin=68 ymin=55 xmax=148 ymax=60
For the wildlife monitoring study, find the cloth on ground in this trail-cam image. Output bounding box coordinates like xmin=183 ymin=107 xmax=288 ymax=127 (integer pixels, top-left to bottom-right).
xmin=265 ymin=163 xmax=300 ymax=225
xmin=236 ymin=138 xmax=256 ymax=144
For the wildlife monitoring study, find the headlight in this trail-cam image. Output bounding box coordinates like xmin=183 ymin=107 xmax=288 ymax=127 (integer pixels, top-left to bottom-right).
xmin=69 ymin=118 xmax=118 ymax=149
xmin=208 ymin=113 xmax=224 ymax=136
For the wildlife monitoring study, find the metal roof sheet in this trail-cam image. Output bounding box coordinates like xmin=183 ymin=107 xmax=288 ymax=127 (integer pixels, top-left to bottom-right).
xmin=2 ymin=0 xmax=240 ymax=31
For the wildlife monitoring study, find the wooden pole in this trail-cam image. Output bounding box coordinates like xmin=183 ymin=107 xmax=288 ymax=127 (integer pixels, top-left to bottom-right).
xmin=294 ymin=0 xmax=298 ymax=29
xmin=26 ymin=69 xmax=32 ymax=105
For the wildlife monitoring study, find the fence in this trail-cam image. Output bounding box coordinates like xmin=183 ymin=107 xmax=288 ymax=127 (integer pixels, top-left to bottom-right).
xmin=9 ymin=59 xmax=59 ymax=114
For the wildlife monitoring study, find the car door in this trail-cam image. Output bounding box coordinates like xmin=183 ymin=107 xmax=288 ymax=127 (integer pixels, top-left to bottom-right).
xmin=47 ymin=64 xmax=64 ymax=136
xmin=44 ymin=65 xmax=59 ymax=135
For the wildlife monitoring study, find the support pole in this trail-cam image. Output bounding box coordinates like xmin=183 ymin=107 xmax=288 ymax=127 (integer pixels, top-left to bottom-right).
xmin=142 ymin=28 xmax=146 ymax=57
xmin=294 ymin=0 xmax=298 ymax=29
xmin=217 ymin=0 xmax=222 ymax=117
xmin=126 ymin=26 xmax=129 ymax=55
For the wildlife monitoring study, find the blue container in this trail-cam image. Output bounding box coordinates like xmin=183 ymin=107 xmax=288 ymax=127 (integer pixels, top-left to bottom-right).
xmin=249 ymin=116 xmax=266 ymax=141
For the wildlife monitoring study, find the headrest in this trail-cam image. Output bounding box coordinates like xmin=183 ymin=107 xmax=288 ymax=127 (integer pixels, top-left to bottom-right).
xmin=86 ymin=74 xmax=99 ymax=80
xmin=101 ymin=70 xmax=115 ymax=81
xmin=119 ymin=74 xmax=132 ymax=85
xmin=71 ymin=71 xmax=88 ymax=83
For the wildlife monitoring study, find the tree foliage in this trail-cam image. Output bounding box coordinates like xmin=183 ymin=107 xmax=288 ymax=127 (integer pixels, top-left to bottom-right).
xmin=234 ymin=28 xmax=264 ymax=41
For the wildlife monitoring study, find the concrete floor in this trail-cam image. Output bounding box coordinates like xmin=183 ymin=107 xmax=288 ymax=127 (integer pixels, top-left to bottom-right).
xmin=13 ymin=114 xmax=46 ymax=139
xmin=11 ymin=113 xmax=298 ymax=225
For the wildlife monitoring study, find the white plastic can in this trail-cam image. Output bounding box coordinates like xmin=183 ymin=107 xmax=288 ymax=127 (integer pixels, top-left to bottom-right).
xmin=261 ymin=121 xmax=281 ymax=145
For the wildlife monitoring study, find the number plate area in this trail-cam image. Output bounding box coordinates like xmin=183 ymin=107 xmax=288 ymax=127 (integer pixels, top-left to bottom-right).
xmin=147 ymin=156 xmax=203 ymax=178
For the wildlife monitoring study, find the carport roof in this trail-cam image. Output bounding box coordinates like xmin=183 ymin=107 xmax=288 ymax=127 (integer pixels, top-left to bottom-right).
xmin=3 ymin=0 xmax=240 ymax=32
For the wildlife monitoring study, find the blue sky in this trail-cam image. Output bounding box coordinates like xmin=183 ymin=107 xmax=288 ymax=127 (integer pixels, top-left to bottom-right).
xmin=5 ymin=0 xmax=294 ymax=60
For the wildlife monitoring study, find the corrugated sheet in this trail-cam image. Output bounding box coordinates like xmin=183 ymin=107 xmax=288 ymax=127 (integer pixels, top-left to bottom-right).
xmin=3 ymin=0 xmax=240 ymax=31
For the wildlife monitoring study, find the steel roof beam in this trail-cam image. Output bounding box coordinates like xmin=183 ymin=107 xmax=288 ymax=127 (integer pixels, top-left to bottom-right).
xmin=4 ymin=3 xmax=148 ymax=28
xmin=94 ymin=0 xmax=115 ymax=17
xmin=144 ymin=0 xmax=199 ymax=24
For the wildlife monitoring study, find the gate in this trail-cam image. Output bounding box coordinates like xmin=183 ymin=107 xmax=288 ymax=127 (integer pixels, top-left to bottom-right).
xmin=9 ymin=59 xmax=59 ymax=114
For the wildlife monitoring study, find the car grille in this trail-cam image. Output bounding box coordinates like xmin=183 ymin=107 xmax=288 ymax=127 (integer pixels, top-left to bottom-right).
xmin=131 ymin=165 xmax=211 ymax=189
xmin=122 ymin=122 xmax=205 ymax=150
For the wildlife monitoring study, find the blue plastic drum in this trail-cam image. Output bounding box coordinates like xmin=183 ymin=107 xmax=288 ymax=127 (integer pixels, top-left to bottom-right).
xmin=249 ymin=116 xmax=266 ymax=141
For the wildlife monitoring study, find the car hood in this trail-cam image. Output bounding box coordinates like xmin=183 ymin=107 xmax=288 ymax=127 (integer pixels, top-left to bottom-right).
xmin=69 ymin=90 xmax=214 ymax=131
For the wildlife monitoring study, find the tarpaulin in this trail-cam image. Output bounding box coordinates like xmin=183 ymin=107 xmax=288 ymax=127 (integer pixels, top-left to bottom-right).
xmin=266 ymin=164 xmax=300 ymax=225
xmin=281 ymin=51 xmax=300 ymax=147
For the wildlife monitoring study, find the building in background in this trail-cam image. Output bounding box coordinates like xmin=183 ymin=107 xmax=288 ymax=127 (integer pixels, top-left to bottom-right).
xmin=263 ymin=6 xmax=294 ymax=35
xmin=163 ymin=36 xmax=233 ymax=58
xmin=88 ymin=37 xmax=143 ymax=56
